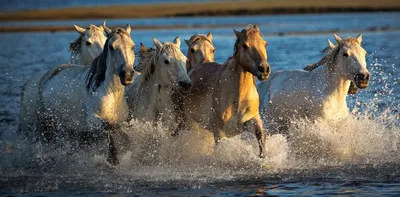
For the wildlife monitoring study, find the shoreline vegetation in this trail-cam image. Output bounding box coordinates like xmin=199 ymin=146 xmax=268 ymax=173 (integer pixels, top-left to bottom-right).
xmin=0 ymin=24 xmax=397 ymax=34
xmin=0 ymin=0 xmax=399 ymax=33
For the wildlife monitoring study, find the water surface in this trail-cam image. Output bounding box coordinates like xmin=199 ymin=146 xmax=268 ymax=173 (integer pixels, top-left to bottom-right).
xmin=0 ymin=13 xmax=399 ymax=196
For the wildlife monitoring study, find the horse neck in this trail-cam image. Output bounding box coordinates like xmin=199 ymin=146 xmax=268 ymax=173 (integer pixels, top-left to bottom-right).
xmin=224 ymin=57 xmax=256 ymax=100
xmin=186 ymin=51 xmax=195 ymax=71
xmin=319 ymin=62 xmax=351 ymax=103
xmin=80 ymin=47 xmax=95 ymax=65
xmin=101 ymin=56 xmax=125 ymax=96
xmin=142 ymin=65 xmax=175 ymax=110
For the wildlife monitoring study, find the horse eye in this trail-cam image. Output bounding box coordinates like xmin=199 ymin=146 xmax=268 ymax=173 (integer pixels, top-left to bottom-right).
xmin=190 ymin=48 xmax=195 ymax=53
xmin=164 ymin=60 xmax=170 ymax=64
xmin=243 ymin=44 xmax=248 ymax=49
xmin=86 ymin=41 xmax=91 ymax=46
xmin=343 ymin=53 xmax=349 ymax=57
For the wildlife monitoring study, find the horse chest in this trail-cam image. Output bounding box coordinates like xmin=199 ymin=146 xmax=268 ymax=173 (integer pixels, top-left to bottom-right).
xmin=93 ymin=93 xmax=127 ymax=124
xmin=159 ymin=90 xmax=177 ymax=121
xmin=319 ymin=96 xmax=349 ymax=119
xmin=221 ymin=86 xmax=259 ymax=124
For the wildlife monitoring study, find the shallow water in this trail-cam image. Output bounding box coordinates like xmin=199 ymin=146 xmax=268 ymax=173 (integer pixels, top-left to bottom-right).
xmin=0 ymin=13 xmax=399 ymax=195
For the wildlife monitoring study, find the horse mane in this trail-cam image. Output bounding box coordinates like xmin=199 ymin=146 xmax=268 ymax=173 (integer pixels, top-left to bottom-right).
xmin=141 ymin=43 xmax=179 ymax=83
xmin=304 ymin=46 xmax=339 ymax=71
xmin=233 ymin=24 xmax=262 ymax=57
xmin=69 ymin=34 xmax=82 ymax=59
xmin=304 ymin=37 xmax=361 ymax=71
xmin=188 ymin=34 xmax=213 ymax=46
xmin=135 ymin=47 xmax=156 ymax=73
xmin=85 ymin=27 xmax=130 ymax=91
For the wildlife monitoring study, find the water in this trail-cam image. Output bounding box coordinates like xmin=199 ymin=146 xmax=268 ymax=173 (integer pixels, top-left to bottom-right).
xmin=1 ymin=0 xmax=216 ymax=12
xmin=0 ymin=13 xmax=399 ymax=195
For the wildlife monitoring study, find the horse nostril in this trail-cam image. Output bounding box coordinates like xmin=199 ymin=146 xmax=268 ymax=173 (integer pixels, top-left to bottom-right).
xmin=119 ymin=71 xmax=126 ymax=78
xmin=258 ymin=66 xmax=266 ymax=73
xmin=179 ymin=81 xmax=192 ymax=88
xmin=265 ymin=66 xmax=270 ymax=74
xmin=356 ymin=73 xmax=369 ymax=81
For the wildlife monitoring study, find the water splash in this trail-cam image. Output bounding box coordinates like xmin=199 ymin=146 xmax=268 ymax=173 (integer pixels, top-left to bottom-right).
xmin=1 ymin=59 xmax=399 ymax=193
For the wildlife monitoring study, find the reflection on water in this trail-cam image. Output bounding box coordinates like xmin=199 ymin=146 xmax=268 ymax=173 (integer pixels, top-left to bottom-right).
xmin=0 ymin=13 xmax=399 ymax=195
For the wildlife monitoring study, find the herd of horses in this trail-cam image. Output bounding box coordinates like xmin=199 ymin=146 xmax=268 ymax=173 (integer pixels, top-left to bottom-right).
xmin=19 ymin=21 xmax=370 ymax=165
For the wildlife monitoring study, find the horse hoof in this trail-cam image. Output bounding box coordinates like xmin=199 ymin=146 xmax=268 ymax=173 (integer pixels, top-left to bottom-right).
xmin=259 ymin=153 xmax=266 ymax=159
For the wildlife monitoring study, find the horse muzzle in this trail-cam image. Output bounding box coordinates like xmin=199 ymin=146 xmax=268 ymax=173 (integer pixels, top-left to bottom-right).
xmin=256 ymin=62 xmax=271 ymax=81
xmin=354 ymin=72 xmax=370 ymax=89
xmin=119 ymin=69 xmax=135 ymax=86
xmin=178 ymin=80 xmax=192 ymax=94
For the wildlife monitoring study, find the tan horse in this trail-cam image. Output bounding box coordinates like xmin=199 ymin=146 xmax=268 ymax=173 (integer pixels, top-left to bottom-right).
xmin=184 ymin=32 xmax=215 ymax=71
xmin=304 ymin=39 xmax=359 ymax=94
xmin=181 ymin=25 xmax=271 ymax=158
xmin=69 ymin=21 xmax=107 ymax=65
xmin=134 ymin=32 xmax=215 ymax=73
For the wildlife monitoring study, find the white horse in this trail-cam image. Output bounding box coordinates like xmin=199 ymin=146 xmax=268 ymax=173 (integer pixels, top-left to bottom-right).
xmin=20 ymin=25 xmax=135 ymax=165
xmin=258 ymin=34 xmax=369 ymax=133
xmin=127 ymin=37 xmax=191 ymax=128
xmin=69 ymin=21 xmax=107 ymax=65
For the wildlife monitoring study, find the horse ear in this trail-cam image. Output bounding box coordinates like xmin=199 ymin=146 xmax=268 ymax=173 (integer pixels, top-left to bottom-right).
xmin=98 ymin=24 xmax=104 ymax=32
xmin=328 ymin=39 xmax=335 ymax=49
xmin=98 ymin=20 xmax=106 ymax=31
xmin=125 ymin=24 xmax=131 ymax=35
xmin=356 ymin=33 xmax=362 ymax=44
xmin=333 ymin=33 xmax=343 ymax=45
xmin=73 ymin=25 xmax=85 ymax=35
xmin=253 ymin=24 xmax=260 ymax=32
xmin=102 ymin=24 xmax=112 ymax=36
xmin=206 ymin=32 xmax=213 ymax=41
xmin=184 ymin=39 xmax=191 ymax=46
xmin=173 ymin=36 xmax=181 ymax=48
xmin=140 ymin=42 xmax=147 ymax=53
xmin=233 ymin=29 xmax=242 ymax=39
xmin=153 ymin=38 xmax=162 ymax=50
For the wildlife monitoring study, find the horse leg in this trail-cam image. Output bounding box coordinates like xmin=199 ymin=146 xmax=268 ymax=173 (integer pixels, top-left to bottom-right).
xmin=211 ymin=120 xmax=226 ymax=144
xmin=103 ymin=123 xmax=119 ymax=165
xmin=87 ymin=115 xmax=119 ymax=165
xmin=171 ymin=91 xmax=185 ymax=137
xmin=245 ymin=114 xmax=267 ymax=158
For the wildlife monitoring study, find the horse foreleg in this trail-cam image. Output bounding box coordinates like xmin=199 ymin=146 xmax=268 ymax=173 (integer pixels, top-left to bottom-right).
xmin=211 ymin=122 xmax=226 ymax=144
xmin=88 ymin=115 xmax=119 ymax=165
xmin=246 ymin=114 xmax=267 ymax=158
xmin=102 ymin=123 xmax=119 ymax=165
xmin=171 ymin=91 xmax=185 ymax=137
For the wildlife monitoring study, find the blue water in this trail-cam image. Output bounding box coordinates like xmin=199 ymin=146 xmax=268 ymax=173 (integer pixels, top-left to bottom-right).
xmin=0 ymin=0 xmax=217 ymax=12
xmin=0 ymin=13 xmax=399 ymax=196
